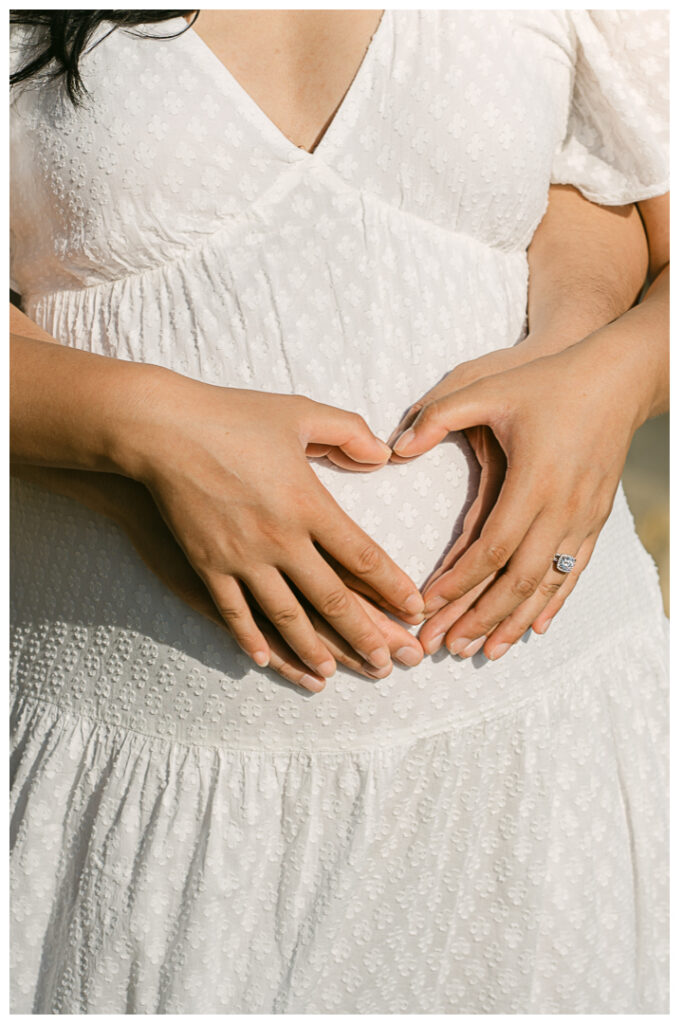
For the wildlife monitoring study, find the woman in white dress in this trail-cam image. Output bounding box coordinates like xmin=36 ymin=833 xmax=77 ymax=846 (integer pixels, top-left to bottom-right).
xmin=10 ymin=9 xmax=669 ymax=1013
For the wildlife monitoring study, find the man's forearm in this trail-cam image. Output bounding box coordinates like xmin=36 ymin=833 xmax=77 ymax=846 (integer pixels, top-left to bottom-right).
xmin=576 ymin=263 xmax=669 ymax=427
xmin=525 ymin=184 xmax=649 ymax=350
xmin=524 ymin=185 xmax=668 ymax=427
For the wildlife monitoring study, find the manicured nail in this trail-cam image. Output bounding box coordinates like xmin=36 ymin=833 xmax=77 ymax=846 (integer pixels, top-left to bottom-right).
xmin=424 ymin=632 xmax=445 ymax=655
xmin=301 ymin=674 xmax=326 ymax=692
xmin=538 ymin=619 xmax=551 ymax=635
xmin=424 ymin=595 xmax=448 ymax=616
xmin=253 ymin=651 xmax=270 ymax=667
xmin=392 ymin=428 xmax=415 ymax=455
xmin=404 ymin=593 xmax=425 ymax=616
xmin=396 ymin=646 xmax=422 ymax=667
xmin=377 ymin=440 xmax=393 ymax=457
xmin=318 ymin=659 xmax=336 ymax=678
xmin=489 ymin=642 xmax=511 ymax=660
xmin=458 ymin=636 xmax=487 ymax=658
xmin=368 ymin=647 xmax=391 ymax=669
xmin=448 ymin=636 xmax=473 ymax=656
xmin=365 ymin=661 xmax=393 ymax=679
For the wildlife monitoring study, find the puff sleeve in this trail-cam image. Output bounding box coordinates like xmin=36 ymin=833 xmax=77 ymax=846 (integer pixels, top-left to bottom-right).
xmin=551 ymin=10 xmax=669 ymax=205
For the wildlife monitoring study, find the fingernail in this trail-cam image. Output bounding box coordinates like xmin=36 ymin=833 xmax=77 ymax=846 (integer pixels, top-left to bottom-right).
xmin=404 ymin=593 xmax=425 ymax=615
xmin=396 ymin=645 xmax=422 ymax=667
xmin=448 ymin=636 xmax=474 ymax=656
xmin=458 ymin=635 xmax=488 ymax=658
xmin=538 ymin=619 xmax=551 ymax=635
xmin=489 ymin=642 xmax=511 ymax=660
xmin=253 ymin=651 xmax=269 ymax=667
xmin=368 ymin=647 xmax=391 ymax=669
xmin=318 ymin=659 xmax=336 ymax=678
xmin=392 ymin=428 xmax=415 ymax=455
xmin=377 ymin=440 xmax=393 ymax=457
xmin=301 ymin=674 xmax=326 ymax=692
xmin=424 ymin=595 xmax=448 ymax=616
xmin=424 ymin=632 xmax=445 ymax=655
xmin=365 ymin=661 xmax=393 ymax=679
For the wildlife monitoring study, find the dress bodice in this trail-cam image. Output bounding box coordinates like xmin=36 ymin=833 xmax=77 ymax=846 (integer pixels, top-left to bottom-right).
xmin=10 ymin=10 xmax=668 ymax=301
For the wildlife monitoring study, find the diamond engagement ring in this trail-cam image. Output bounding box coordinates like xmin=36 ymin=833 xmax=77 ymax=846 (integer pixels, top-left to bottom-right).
xmin=553 ymin=553 xmax=576 ymax=574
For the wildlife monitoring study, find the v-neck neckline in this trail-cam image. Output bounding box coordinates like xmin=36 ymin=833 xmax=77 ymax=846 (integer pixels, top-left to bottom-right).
xmin=178 ymin=10 xmax=389 ymax=161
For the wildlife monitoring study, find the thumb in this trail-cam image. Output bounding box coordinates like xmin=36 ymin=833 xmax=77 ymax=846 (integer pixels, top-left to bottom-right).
xmin=391 ymin=383 xmax=493 ymax=458
xmin=303 ymin=402 xmax=392 ymax=464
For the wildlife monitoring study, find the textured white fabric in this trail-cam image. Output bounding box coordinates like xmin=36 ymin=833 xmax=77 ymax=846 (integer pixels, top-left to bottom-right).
xmin=10 ymin=10 xmax=669 ymax=1013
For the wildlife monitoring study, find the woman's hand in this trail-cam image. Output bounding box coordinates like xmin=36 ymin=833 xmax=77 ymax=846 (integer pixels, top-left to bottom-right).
xmin=12 ymin=464 xmax=424 ymax=691
xmin=386 ymin=189 xmax=668 ymax=662
xmin=120 ymin=376 xmax=424 ymax=683
xmin=11 ymin=308 xmax=424 ymax=688
xmin=119 ymin=486 xmax=424 ymax=690
xmin=386 ymin=345 xmax=542 ymax=652
xmin=389 ymin=328 xmax=656 ymax=661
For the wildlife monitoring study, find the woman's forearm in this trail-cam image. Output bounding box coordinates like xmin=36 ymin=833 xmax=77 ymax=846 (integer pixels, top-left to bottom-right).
xmin=525 ymin=184 xmax=649 ymax=348
xmin=573 ymin=263 xmax=669 ymax=427
xmin=10 ymin=304 xmax=165 ymax=477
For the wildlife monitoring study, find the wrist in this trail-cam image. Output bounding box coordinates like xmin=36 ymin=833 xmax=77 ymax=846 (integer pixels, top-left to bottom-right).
xmin=517 ymin=320 xmax=606 ymax=360
xmin=104 ymin=361 xmax=181 ymax=481
xmin=564 ymin=325 xmax=659 ymax=435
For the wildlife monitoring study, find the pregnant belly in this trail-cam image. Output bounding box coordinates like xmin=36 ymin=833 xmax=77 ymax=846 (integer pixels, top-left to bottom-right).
xmin=10 ymin=442 xmax=483 ymax=747
xmin=310 ymin=433 xmax=479 ymax=591
xmin=10 ymin=451 xmax=661 ymax=752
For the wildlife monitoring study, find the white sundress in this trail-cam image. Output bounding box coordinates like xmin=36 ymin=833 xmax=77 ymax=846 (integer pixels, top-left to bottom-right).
xmin=10 ymin=9 xmax=669 ymax=1014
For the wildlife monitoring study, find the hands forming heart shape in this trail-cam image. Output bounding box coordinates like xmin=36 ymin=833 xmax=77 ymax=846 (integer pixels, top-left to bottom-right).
xmin=99 ymin=325 xmax=634 ymax=694
xmin=14 ymin=328 xmax=635 ymax=694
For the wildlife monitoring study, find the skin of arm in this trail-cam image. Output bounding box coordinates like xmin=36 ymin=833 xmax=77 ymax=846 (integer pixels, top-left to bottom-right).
xmin=393 ymin=191 xmax=669 ymax=660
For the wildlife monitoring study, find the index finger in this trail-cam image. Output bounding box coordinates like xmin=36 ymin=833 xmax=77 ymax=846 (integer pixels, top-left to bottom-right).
xmin=311 ymin=486 xmax=424 ymax=619
xmin=422 ymin=468 xmax=540 ymax=613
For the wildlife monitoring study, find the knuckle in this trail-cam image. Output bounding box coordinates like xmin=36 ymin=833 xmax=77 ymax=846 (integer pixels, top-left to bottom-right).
xmin=270 ymin=604 xmax=301 ymax=628
xmin=357 ymin=628 xmax=381 ymax=651
xmin=419 ymin=402 xmax=439 ymax=427
xmin=510 ymin=575 xmax=538 ymax=599
xmin=256 ymin=515 xmax=287 ymax=547
xmin=216 ymin=603 xmax=244 ymax=625
xmin=354 ymin=542 xmax=382 ymax=576
xmin=319 ymin=588 xmax=350 ymax=619
xmin=539 ymin=579 xmax=562 ymax=599
xmin=485 ymin=542 xmax=510 ymax=570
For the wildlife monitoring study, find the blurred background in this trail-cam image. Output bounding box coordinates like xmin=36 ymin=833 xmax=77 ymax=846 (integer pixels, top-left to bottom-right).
xmin=623 ymin=412 xmax=669 ymax=614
